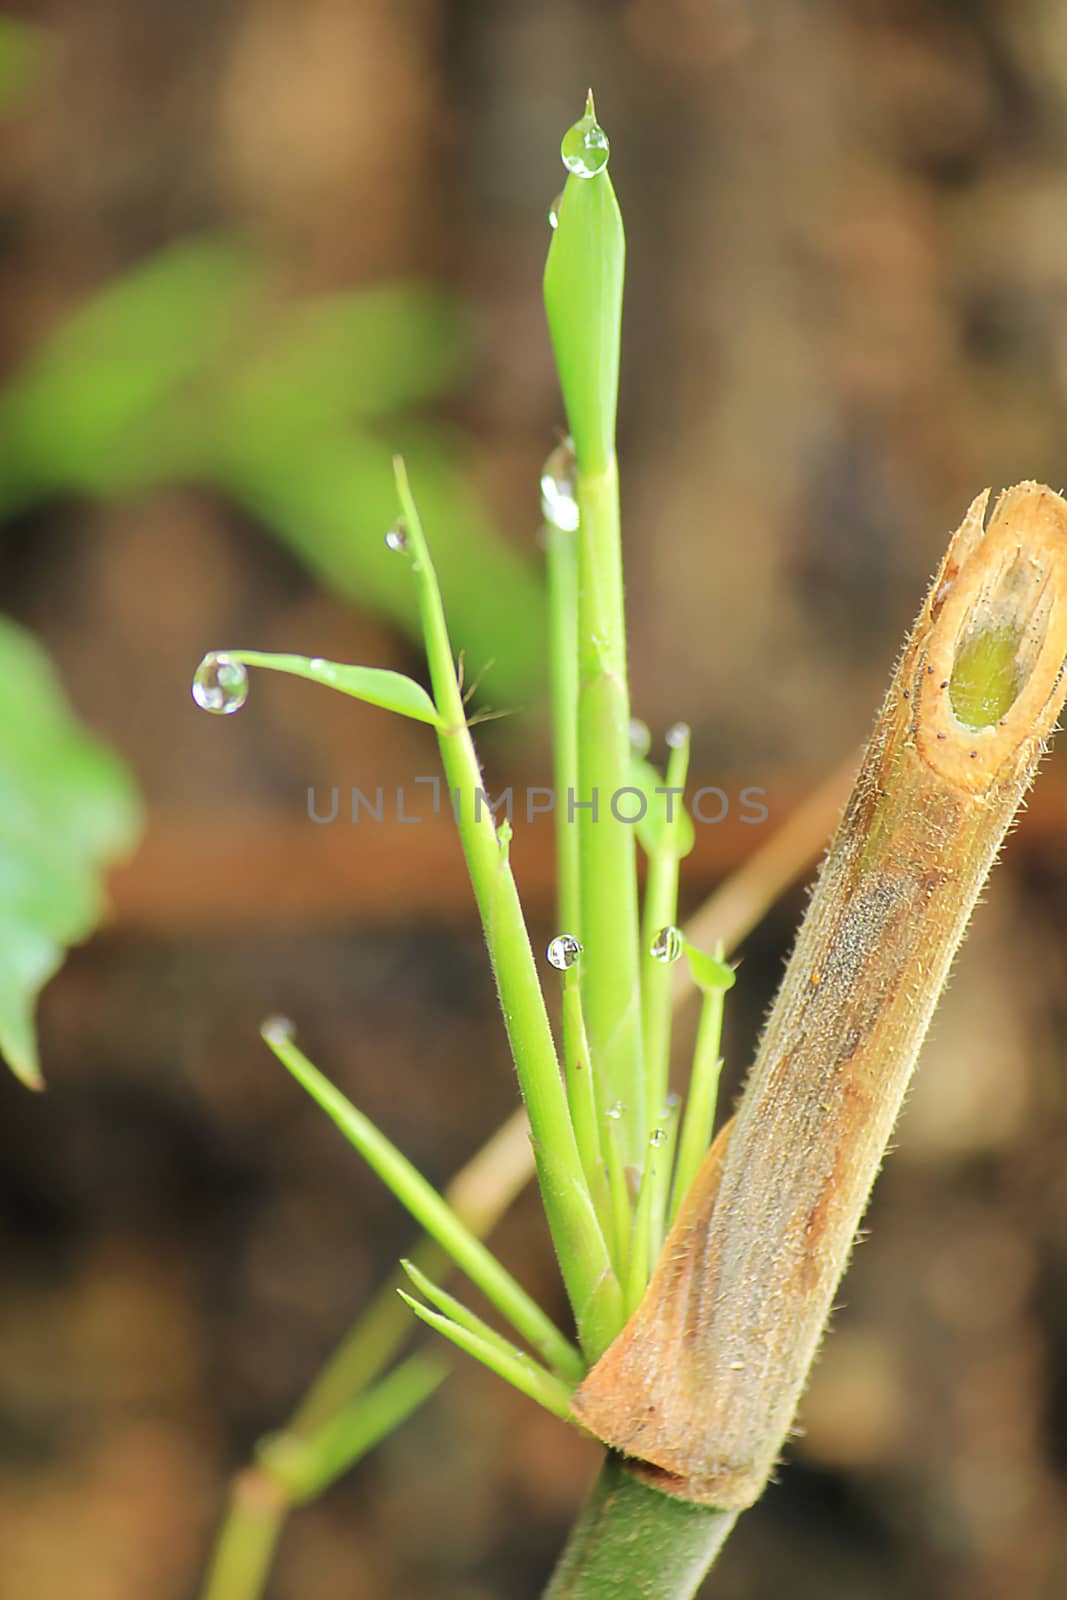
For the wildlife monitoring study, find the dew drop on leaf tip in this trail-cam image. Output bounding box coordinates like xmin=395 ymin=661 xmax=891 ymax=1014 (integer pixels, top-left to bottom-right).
xmin=192 ymin=651 xmax=248 ymax=715
xmin=261 ymin=1015 xmax=296 ymax=1046
xmin=629 ymin=718 xmax=651 ymax=757
xmin=560 ymin=111 xmax=610 ymax=179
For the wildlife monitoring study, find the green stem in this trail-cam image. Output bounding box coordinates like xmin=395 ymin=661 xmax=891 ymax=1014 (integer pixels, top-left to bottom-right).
xmin=575 ymin=459 xmax=644 ymax=1167
xmin=561 ymin=969 xmax=607 ymax=1215
xmin=670 ymin=975 xmax=726 ymax=1226
xmin=544 ymin=1455 xmax=737 ymax=1600
xmin=201 ymin=1470 xmax=286 ymax=1600
xmin=546 ymin=517 xmax=581 ymax=938
xmin=640 ymin=732 xmax=691 ymax=1125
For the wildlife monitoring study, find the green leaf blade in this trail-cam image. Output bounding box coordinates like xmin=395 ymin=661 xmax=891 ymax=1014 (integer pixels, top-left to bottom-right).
xmin=543 ymin=102 xmax=625 ymax=476
xmin=204 ymin=649 xmax=443 ymax=727
xmin=398 ymin=1291 xmax=575 ymax=1422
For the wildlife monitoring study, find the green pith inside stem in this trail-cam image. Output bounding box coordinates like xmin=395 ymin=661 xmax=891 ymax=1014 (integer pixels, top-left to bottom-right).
xmin=948 ymin=623 xmax=1022 ymax=728
xmin=544 ymin=1456 xmax=737 ymax=1600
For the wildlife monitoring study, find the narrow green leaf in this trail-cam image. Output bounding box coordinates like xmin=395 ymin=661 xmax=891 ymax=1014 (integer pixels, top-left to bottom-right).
xmin=263 ymin=1027 xmax=585 ymax=1383
xmin=684 ymin=941 xmax=736 ymax=994
xmin=195 ymin=649 xmax=442 ymax=727
xmin=543 ymin=94 xmax=625 ymax=476
xmin=401 ymin=1259 xmax=546 ymax=1374
xmin=398 ymin=1291 xmax=575 ymax=1422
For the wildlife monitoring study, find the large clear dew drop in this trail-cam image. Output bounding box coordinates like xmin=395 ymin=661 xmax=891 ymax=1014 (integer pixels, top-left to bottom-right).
xmin=547 ymin=933 xmax=583 ymax=971
xmin=649 ymin=925 xmax=684 ymax=965
xmin=561 ymin=113 xmax=610 ymax=179
xmin=192 ymin=652 xmax=248 ymax=715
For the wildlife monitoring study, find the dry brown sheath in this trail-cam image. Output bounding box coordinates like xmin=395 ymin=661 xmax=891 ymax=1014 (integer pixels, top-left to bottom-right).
xmin=572 ymin=482 xmax=1067 ymax=1509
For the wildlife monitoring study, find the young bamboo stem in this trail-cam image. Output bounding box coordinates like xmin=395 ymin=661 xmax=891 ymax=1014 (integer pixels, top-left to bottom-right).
xmin=543 ymin=1455 xmax=736 ymax=1600
xmin=571 ymin=483 xmax=1067 ymax=1512
xmin=395 ymin=459 xmax=623 ymax=1359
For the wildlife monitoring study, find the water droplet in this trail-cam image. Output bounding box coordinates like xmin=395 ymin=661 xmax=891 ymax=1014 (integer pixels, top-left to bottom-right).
xmin=546 ymin=933 xmax=583 ymax=971
xmin=192 ymin=652 xmax=248 ymax=715
xmin=540 ymin=439 xmax=579 ymax=532
xmin=548 ymin=190 xmax=564 ymax=230
xmin=385 ymin=520 xmax=409 ymax=553
xmin=261 ymin=1015 xmax=296 ymax=1045
xmin=606 ymin=1100 xmax=625 ymax=1121
xmin=665 ymin=721 xmax=690 ymax=750
xmin=561 ymin=107 xmax=610 ymax=179
xmin=649 ymin=1127 xmax=668 ymax=1148
xmin=650 ymin=925 xmax=684 ymax=964
xmin=629 ymin=718 xmax=651 ymax=757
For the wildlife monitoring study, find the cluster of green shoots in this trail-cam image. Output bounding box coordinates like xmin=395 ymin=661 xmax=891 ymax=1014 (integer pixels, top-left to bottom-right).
xmin=196 ymin=93 xmax=735 ymax=1597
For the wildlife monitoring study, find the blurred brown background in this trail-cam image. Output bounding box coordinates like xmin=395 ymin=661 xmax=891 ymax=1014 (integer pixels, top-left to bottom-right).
xmin=2 ymin=1 xmax=1067 ymax=1596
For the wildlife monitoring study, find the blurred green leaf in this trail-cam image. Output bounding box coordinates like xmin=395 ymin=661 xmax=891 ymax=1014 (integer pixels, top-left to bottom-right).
xmin=0 ymin=237 xmax=547 ymax=701
xmin=218 ymin=282 xmax=469 ymax=448
xmin=256 ymin=1355 xmax=447 ymax=1503
xmin=0 ymin=19 xmax=47 ymax=115
xmin=0 ymin=239 xmax=259 ymax=503
xmin=0 ymin=619 xmax=141 ymax=1087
